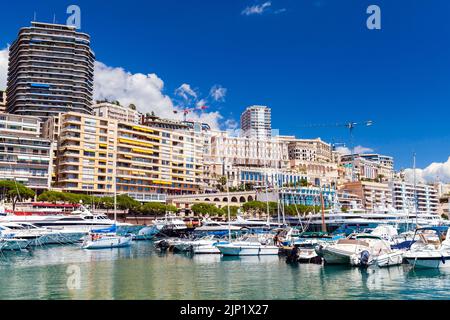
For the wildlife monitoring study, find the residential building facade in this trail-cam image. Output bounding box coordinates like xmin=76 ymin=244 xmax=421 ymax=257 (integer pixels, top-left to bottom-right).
xmin=390 ymin=181 xmax=439 ymax=214
xmin=0 ymin=114 xmax=52 ymax=193
xmin=339 ymin=181 xmax=393 ymax=211
xmin=7 ymin=22 xmax=95 ymax=119
xmin=93 ymin=101 xmax=141 ymax=124
xmin=286 ymin=137 xmax=338 ymax=187
xmin=240 ymin=105 xmax=272 ymax=139
xmin=46 ymin=112 xmax=206 ymax=201
xmin=340 ymin=153 xmax=394 ymax=182
xmin=0 ymin=91 xmax=6 ymax=113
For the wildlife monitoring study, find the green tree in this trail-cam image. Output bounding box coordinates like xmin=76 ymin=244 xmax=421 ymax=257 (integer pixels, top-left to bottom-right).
xmin=116 ymin=194 xmax=141 ymax=213
xmin=221 ymin=206 xmax=240 ymax=217
xmin=0 ymin=180 xmax=35 ymax=211
xmin=191 ymin=203 xmax=222 ymax=216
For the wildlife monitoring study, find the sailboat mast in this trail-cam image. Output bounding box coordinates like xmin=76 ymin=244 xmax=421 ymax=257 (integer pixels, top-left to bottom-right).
xmin=320 ymin=188 xmax=327 ymax=233
xmin=226 ymin=178 xmax=231 ymax=242
xmin=413 ymin=152 xmax=418 ymax=226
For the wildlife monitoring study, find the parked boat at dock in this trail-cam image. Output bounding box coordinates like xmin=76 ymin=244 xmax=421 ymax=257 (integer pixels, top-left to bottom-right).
xmin=216 ymin=235 xmax=279 ymax=256
xmin=404 ymin=227 xmax=450 ymax=269
xmin=317 ymin=233 xmax=401 ymax=267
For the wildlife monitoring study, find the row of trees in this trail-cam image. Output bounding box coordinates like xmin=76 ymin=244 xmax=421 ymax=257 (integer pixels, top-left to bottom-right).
xmin=190 ymin=203 xmax=240 ymax=217
xmin=242 ymin=201 xmax=322 ymax=216
xmin=189 ymin=201 xmax=324 ymax=218
xmin=0 ymin=181 xmax=323 ymax=217
xmin=37 ymin=191 xmax=177 ymax=215
xmin=0 ymin=181 xmax=36 ymax=211
xmin=215 ymin=177 xmax=311 ymax=193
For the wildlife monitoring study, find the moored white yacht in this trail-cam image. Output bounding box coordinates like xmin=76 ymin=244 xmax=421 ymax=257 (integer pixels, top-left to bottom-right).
xmin=317 ymin=233 xmax=401 ymax=267
xmin=404 ymin=227 xmax=450 ymax=268
xmin=194 ymin=219 xmax=244 ymax=235
xmin=0 ymin=205 xmax=134 ymax=234
xmin=216 ymin=235 xmax=279 ymax=256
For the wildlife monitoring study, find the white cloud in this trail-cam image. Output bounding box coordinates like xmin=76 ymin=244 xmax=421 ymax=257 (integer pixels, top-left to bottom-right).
xmin=210 ymin=85 xmax=227 ymax=102
xmin=175 ymin=83 xmax=197 ymax=100
xmin=274 ymin=8 xmax=287 ymax=14
xmin=94 ymin=61 xmax=222 ymax=129
xmin=0 ymin=46 xmax=227 ymax=130
xmin=335 ymin=145 xmax=374 ymax=155
xmin=0 ymin=47 xmax=9 ymax=90
xmin=404 ymin=157 xmax=450 ymax=184
xmin=242 ymin=1 xmax=272 ymax=16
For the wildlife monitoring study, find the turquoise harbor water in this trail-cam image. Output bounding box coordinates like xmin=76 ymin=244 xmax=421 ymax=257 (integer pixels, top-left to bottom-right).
xmin=0 ymin=242 xmax=449 ymax=300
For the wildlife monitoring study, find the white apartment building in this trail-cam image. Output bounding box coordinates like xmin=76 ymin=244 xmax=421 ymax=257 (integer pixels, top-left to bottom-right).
xmin=207 ymin=130 xmax=289 ymax=187
xmin=390 ymin=181 xmax=439 ymax=214
xmin=0 ymin=91 xmax=6 ymax=113
xmin=0 ymin=114 xmax=52 ymax=193
xmin=240 ymin=105 xmax=272 ymax=140
xmin=93 ymin=102 xmax=141 ymax=124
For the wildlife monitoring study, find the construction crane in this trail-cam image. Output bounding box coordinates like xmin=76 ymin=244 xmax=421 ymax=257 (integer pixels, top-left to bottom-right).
xmin=299 ymin=120 xmax=374 ymax=182
xmin=173 ymin=105 xmax=209 ymax=122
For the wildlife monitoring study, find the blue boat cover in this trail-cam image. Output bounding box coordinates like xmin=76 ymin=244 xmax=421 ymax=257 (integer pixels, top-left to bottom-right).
xmin=92 ymin=224 xmax=117 ymax=234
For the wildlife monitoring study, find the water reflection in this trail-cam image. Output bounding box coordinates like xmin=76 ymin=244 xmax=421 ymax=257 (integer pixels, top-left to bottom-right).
xmin=2 ymin=243 xmax=450 ymax=299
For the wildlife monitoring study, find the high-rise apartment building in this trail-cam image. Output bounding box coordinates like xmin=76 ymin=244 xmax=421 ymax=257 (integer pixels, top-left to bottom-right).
xmin=240 ymin=105 xmax=272 ymax=139
xmin=0 ymin=114 xmax=52 ymax=193
xmin=390 ymin=181 xmax=439 ymax=214
xmin=7 ymin=22 xmax=95 ymax=119
xmin=0 ymin=91 xmax=6 ymax=113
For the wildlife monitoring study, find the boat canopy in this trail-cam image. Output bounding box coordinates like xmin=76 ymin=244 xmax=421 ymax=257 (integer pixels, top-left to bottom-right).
xmin=416 ymin=226 xmax=448 ymax=234
xmin=92 ymin=225 xmax=117 ymax=234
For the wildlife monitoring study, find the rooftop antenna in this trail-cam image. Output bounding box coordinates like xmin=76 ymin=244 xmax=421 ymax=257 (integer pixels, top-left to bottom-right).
xmin=53 ymin=14 xmax=56 ymax=24
xmin=33 ymin=12 xmax=37 ymax=21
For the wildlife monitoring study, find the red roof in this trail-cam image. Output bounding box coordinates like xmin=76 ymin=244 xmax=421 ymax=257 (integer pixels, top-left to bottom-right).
xmin=31 ymin=203 xmax=80 ymax=208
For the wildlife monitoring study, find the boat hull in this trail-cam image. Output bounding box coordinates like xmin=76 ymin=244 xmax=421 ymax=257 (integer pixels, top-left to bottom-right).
xmin=82 ymin=236 xmax=132 ymax=250
xmin=217 ymin=244 xmax=279 ymax=256
xmin=322 ymin=247 xmax=352 ymax=264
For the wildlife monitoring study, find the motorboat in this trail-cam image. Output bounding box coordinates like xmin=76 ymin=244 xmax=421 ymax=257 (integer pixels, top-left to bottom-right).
xmin=0 ymin=237 xmax=30 ymax=251
xmin=82 ymin=225 xmax=132 ymax=250
xmin=0 ymin=223 xmax=45 ymax=246
xmin=317 ymin=233 xmax=399 ymax=267
xmin=192 ymin=238 xmax=229 ymax=254
xmin=14 ymin=222 xmax=86 ymax=245
xmin=216 ymin=235 xmax=279 ymax=256
xmin=194 ymin=219 xmax=244 ymax=236
xmin=133 ymin=225 xmax=159 ymax=241
xmin=404 ymin=227 xmax=450 ymax=269
xmin=0 ymin=205 xmax=135 ymax=234
xmin=153 ymin=213 xmax=188 ymax=237
xmin=229 ymin=216 xmax=282 ymax=230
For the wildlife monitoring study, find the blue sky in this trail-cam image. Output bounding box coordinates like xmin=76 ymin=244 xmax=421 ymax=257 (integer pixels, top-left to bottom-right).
xmin=1 ymin=0 xmax=450 ymax=174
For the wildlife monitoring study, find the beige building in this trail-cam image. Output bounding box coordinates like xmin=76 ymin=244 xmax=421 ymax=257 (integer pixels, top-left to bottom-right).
xmin=339 ymin=181 xmax=392 ymax=211
xmin=286 ymin=137 xmax=338 ymax=187
xmin=93 ymin=101 xmax=141 ymax=124
xmin=44 ymin=112 xmax=207 ymax=201
xmin=339 ymin=154 xmax=394 ymax=183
